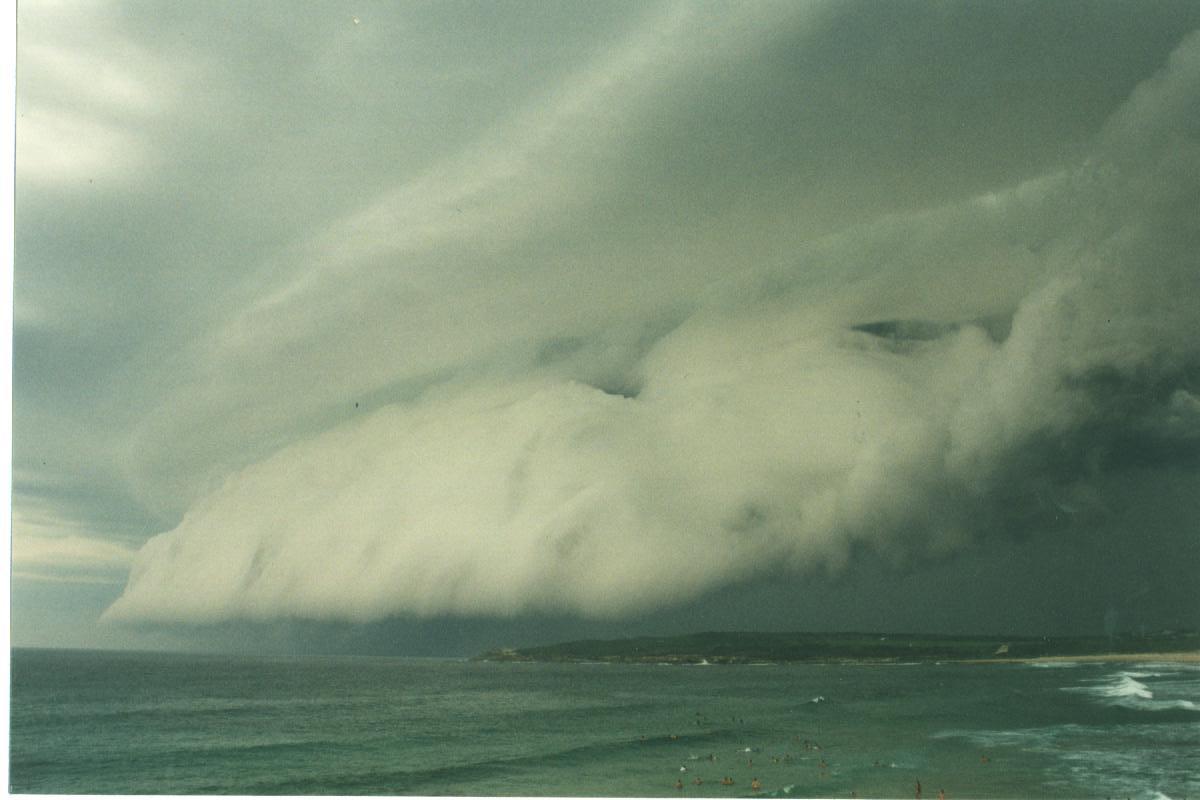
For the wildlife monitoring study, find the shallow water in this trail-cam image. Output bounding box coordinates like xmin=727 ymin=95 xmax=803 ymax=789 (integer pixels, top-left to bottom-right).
xmin=9 ymin=648 xmax=1200 ymax=797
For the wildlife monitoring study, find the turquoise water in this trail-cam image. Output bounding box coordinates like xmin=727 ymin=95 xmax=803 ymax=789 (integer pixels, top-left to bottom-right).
xmin=9 ymin=648 xmax=1200 ymax=797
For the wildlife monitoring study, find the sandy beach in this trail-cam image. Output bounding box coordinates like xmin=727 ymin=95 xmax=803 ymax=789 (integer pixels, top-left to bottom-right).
xmin=975 ymin=651 xmax=1200 ymax=665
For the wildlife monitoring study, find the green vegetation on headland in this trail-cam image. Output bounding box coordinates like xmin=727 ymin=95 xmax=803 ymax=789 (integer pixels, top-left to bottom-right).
xmin=474 ymin=630 xmax=1200 ymax=665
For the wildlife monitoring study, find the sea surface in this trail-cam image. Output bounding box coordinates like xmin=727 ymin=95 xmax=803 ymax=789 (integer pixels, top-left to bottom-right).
xmin=9 ymin=648 xmax=1200 ymax=797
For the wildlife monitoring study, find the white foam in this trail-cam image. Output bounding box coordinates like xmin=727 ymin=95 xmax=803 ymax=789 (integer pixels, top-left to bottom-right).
xmin=1100 ymin=675 xmax=1154 ymax=700
xmin=1120 ymin=670 xmax=1175 ymax=679
xmin=1064 ymin=670 xmax=1200 ymax=712
xmin=1137 ymin=698 xmax=1199 ymax=712
xmin=1128 ymin=662 xmax=1200 ymax=673
xmin=938 ymin=722 xmax=1197 ymax=797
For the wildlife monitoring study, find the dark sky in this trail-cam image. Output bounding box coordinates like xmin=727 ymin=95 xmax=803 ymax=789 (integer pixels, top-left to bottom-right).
xmin=12 ymin=1 xmax=1200 ymax=653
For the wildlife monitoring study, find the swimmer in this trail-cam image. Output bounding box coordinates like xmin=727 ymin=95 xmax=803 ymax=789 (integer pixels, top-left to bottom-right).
xmin=694 ymin=777 xmax=703 ymax=786
xmin=721 ymin=776 xmax=734 ymax=786
xmin=675 ymin=779 xmax=684 ymax=790
xmin=980 ymin=755 xmax=989 ymax=764
xmin=916 ymin=779 xmax=922 ymax=799
xmin=938 ymin=790 xmax=946 ymax=800
xmin=751 ymin=778 xmax=762 ymax=792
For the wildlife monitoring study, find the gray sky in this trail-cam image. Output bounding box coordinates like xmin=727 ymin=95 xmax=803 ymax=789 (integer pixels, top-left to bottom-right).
xmin=13 ymin=0 xmax=1200 ymax=653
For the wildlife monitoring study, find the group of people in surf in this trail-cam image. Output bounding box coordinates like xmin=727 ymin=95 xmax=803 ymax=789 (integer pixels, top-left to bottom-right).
xmin=913 ymin=778 xmax=949 ymax=799
xmin=674 ymin=775 xmax=760 ymax=791
xmin=667 ymin=737 xmax=827 ymax=793
xmin=663 ymin=732 xmax=985 ymax=795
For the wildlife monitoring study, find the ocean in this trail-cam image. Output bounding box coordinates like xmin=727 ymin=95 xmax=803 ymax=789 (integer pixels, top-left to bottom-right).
xmin=8 ymin=648 xmax=1199 ymax=797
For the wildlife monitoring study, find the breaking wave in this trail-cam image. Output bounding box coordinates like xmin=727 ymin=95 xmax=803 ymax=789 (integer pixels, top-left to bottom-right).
xmin=1064 ymin=670 xmax=1200 ymax=712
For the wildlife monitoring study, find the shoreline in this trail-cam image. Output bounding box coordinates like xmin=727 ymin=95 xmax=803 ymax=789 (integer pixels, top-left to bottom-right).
xmin=476 ymin=632 xmax=1200 ymax=665
xmin=478 ymin=651 xmax=1200 ymax=666
xmin=969 ymin=651 xmax=1200 ymax=665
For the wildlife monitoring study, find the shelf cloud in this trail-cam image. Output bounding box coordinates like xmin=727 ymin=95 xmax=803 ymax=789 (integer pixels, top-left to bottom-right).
xmin=13 ymin=2 xmax=1199 ymax=639
xmin=103 ymin=27 xmax=1200 ymax=624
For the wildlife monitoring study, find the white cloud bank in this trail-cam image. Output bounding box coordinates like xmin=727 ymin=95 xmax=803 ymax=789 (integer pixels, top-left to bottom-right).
xmin=104 ymin=27 xmax=1200 ymax=624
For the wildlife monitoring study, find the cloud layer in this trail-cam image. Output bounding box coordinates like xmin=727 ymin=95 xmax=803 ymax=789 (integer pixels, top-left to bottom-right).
xmin=103 ymin=26 xmax=1200 ymax=624
xmin=13 ymin=3 xmax=1198 ymax=634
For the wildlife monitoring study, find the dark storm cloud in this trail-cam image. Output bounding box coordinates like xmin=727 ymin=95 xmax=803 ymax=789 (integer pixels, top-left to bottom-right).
xmin=12 ymin=1 xmax=1200 ymax=634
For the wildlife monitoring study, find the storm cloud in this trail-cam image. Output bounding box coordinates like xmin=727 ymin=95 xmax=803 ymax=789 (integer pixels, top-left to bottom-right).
xmin=13 ymin=1 xmax=1200 ymax=640
xmin=102 ymin=23 xmax=1200 ymax=624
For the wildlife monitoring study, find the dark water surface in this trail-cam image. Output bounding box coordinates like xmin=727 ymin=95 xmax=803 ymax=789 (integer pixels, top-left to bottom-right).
xmin=9 ymin=648 xmax=1199 ymax=797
